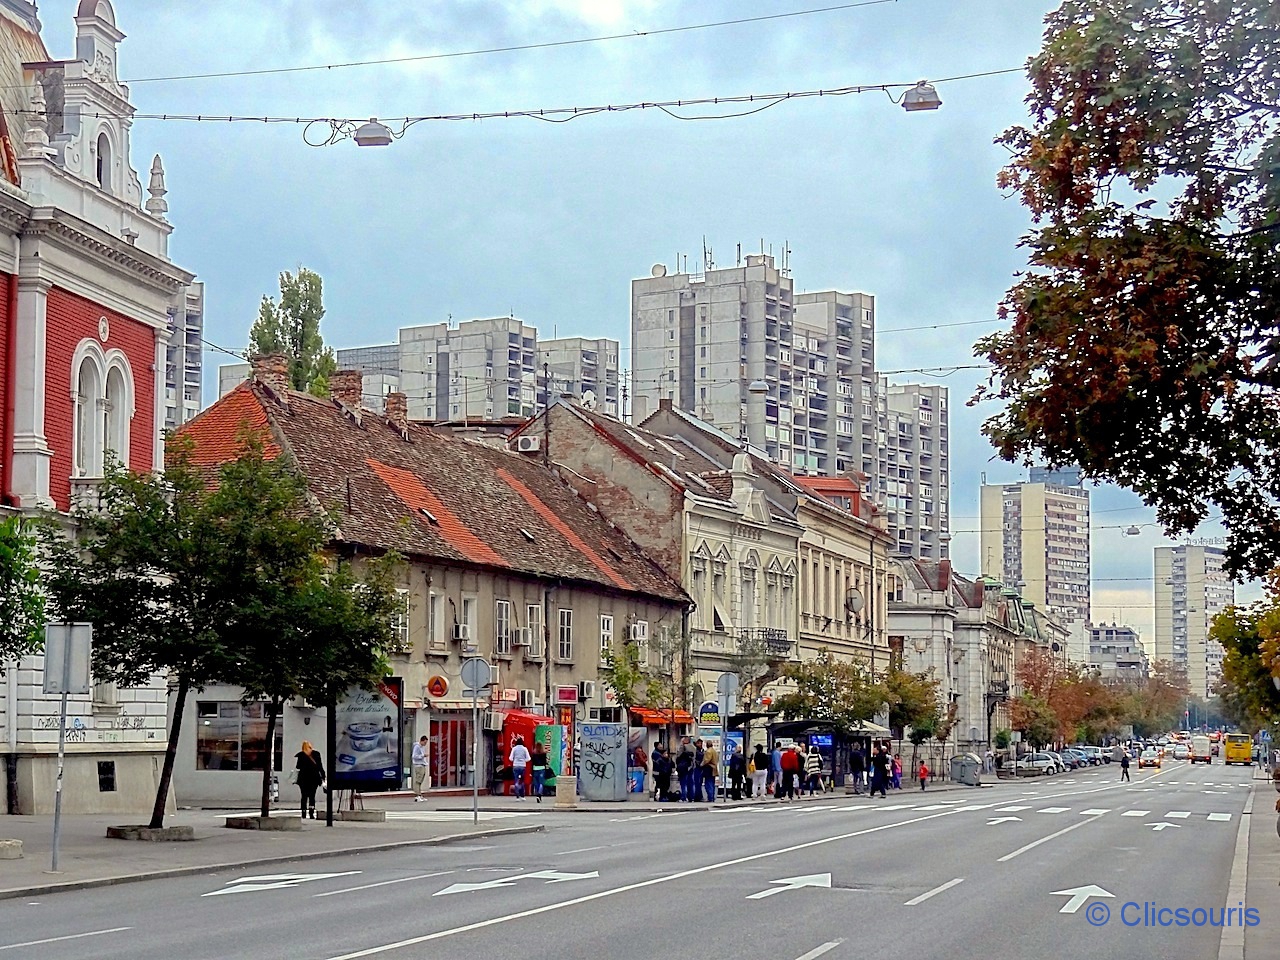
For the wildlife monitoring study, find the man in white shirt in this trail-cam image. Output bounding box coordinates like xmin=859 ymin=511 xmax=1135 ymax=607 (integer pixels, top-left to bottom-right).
xmin=509 ymin=736 xmax=532 ymax=800
xmin=411 ymin=735 xmax=429 ymax=800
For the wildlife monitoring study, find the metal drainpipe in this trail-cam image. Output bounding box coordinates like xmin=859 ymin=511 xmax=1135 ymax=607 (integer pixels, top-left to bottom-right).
xmin=2 ymin=265 xmax=18 ymax=504
xmin=5 ymin=663 xmax=17 ymax=813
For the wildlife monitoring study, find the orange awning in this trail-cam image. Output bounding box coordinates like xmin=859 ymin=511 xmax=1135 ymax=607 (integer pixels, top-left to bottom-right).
xmin=630 ymin=707 xmax=695 ymax=726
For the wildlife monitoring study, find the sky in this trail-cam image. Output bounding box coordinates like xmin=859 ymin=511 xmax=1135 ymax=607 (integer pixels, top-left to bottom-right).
xmin=35 ymin=0 xmax=1259 ymax=640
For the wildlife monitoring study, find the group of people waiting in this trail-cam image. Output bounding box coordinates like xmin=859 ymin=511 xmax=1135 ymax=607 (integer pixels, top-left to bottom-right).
xmin=646 ymin=738 xmax=836 ymax=802
xmin=846 ymin=742 xmax=928 ymax=795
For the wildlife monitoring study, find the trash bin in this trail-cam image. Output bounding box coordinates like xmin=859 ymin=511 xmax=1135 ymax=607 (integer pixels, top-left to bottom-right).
xmin=950 ymin=753 xmax=982 ymax=786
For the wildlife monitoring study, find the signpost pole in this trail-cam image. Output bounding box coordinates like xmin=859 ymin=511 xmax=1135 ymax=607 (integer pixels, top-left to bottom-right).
xmin=325 ymin=694 xmax=336 ymax=827
xmin=471 ymin=684 xmax=479 ymax=825
xmin=44 ymin=623 xmax=91 ymax=874
xmin=51 ymin=688 xmax=68 ymax=872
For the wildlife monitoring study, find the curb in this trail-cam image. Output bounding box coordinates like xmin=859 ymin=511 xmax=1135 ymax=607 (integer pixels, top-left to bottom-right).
xmin=0 ymin=823 xmax=544 ymax=902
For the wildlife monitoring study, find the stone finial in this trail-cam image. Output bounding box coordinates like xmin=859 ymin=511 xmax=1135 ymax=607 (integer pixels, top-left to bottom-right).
xmin=23 ymin=81 xmax=54 ymax=159
xmin=145 ymin=155 xmax=168 ymax=218
xmin=384 ymin=392 xmax=409 ymax=439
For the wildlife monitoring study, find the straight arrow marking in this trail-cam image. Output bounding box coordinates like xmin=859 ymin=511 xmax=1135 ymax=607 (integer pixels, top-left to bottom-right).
xmin=434 ymin=870 xmax=598 ymax=896
xmin=203 ymin=871 xmax=361 ymax=897
xmin=1148 ymin=822 xmax=1181 ymax=831
xmin=746 ymin=873 xmax=831 ymax=900
xmin=1050 ymin=884 xmax=1114 ymax=914
xmin=987 ymin=816 xmax=1021 ymax=825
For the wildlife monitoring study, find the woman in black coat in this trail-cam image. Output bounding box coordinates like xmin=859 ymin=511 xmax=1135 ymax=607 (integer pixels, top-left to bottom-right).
xmin=295 ymin=740 xmax=325 ymax=819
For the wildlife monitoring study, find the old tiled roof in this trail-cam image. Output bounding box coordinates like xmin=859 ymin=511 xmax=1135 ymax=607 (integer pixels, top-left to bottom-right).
xmin=176 ymin=384 xmax=687 ymax=604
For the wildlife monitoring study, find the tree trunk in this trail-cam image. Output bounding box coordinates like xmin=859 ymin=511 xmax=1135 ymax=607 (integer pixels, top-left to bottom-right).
xmin=149 ymin=674 xmax=189 ymax=829
xmin=260 ymin=696 xmax=280 ymax=819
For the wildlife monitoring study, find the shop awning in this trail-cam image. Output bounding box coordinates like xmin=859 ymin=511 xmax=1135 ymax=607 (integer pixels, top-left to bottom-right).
xmin=630 ymin=707 xmax=695 ymax=726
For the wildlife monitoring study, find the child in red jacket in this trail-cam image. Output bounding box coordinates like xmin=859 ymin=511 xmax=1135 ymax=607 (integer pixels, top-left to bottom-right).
xmin=918 ymin=760 xmax=929 ymax=790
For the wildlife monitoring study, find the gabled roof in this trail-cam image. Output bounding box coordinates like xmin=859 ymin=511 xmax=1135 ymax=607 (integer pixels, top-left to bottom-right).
xmin=176 ymin=384 xmax=688 ymax=605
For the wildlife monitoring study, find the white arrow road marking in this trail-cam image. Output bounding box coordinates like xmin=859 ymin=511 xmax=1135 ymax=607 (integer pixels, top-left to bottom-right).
xmin=1148 ymin=822 xmax=1181 ymax=831
xmin=314 ymin=872 xmax=453 ymax=898
xmin=1121 ymin=810 xmax=1149 ymax=817
xmin=1165 ymin=811 xmax=1191 ymax=818
xmin=746 ymin=874 xmax=832 ymax=900
xmin=987 ymin=817 xmax=1022 ymax=825
xmin=1050 ymin=884 xmax=1114 ymax=914
xmin=1207 ymin=813 xmax=1233 ymax=822
xmin=904 ymin=877 xmax=965 ymax=906
xmin=434 ymin=870 xmax=598 ymax=897
xmin=203 ymin=872 xmax=361 ymax=896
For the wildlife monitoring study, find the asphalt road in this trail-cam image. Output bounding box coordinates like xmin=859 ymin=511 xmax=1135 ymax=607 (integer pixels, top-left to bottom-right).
xmin=0 ymin=760 xmax=1256 ymax=960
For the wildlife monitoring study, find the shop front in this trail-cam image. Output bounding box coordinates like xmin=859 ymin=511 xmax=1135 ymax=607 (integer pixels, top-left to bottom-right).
xmin=425 ymin=701 xmax=481 ymax=790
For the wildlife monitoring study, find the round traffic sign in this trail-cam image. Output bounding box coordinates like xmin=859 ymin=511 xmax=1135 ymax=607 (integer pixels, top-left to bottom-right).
xmin=460 ymin=657 xmax=492 ymax=691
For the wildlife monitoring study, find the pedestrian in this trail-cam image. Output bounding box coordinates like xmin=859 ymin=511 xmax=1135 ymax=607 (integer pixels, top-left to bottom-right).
xmin=984 ymin=749 xmax=994 ymax=773
xmin=1120 ymin=751 xmax=1130 ymax=782
xmin=632 ymin=742 xmax=649 ymax=797
xmin=849 ymin=746 xmax=866 ymax=795
xmin=701 ymin=740 xmax=720 ymax=802
xmin=769 ymin=742 xmax=783 ymax=796
xmin=728 ymin=744 xmax=747 ymax=800
xmin=891 ymin=754 xmax=903 ymax=790
xmin=805 ymin=744 xmax=823 ymax=795
xmin=693 ymin=738 xmax=706 ymax=801
xmin=652 ymin=744 xmax=673 ymax=801
xmin=870 ymin=747 xmax=890 ymax=798
xmin=918 ymin=759 xmax=929 ymax=790
xmin=294 ymin=740 xmax=325 ymax=819
xmin=509 ymin=735 xmax=531 ymax=800
xmin=751 ymin=744 xmax=769 ymax=799
xmin=778 ymin=745 xmax=800 ymax=800
xmin=530 ymin=739 xmax=549 ymax=803
xmin=676 ymin=737 xmax=696 ymax=801
xmin=411 ymin=734 xmax=429 ymax=801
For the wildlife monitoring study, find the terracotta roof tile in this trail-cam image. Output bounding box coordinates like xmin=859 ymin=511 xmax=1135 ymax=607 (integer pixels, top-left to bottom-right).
xmin=171 ymin=386 xmax=279 ymax=466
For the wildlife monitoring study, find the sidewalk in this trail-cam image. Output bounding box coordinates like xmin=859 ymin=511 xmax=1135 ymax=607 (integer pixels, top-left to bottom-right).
xmin=0 ymin=808 xmax=542 ymax=902
xmin=1245 ymin=777 xmax=1280 ymax=958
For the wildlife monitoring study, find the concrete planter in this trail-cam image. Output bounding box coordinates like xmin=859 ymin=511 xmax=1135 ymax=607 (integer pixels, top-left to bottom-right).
xmin=336 ymin=809 xmax=386 ymax=822
xmin=223 ymin=815 xmax=303 ymax=832
xmin=0 ymin=839 xmax=23 ymax=859
xmin=106 ymin=825 xmax=196 ymax=842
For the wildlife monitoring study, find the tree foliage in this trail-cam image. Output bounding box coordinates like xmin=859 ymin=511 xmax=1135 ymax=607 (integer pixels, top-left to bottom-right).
xmin=1213 ymin=570 xmax=1280 ymax=732
xmin=774 ymin=649 xmax=886 ymax=735
xmin=975 ymin=1 xmax=1280 ymax=578
xmin=248 ymin=266 xmax=337 ymax=396
xmin=882 ymin=667 xmax=941 ymax=738
xmin=0 ymin=516 xmax=47 ymax=671
xmin=601 ymin=625 xmax=691 ymax=722
xmin=1010 ymin=694 xmax=1058 ymax=748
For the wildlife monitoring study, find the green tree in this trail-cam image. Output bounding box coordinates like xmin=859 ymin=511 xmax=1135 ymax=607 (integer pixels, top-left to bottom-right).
xmin=774 ymin=649 xmax=886 ymax=735
xmin=249 ymin=266 xmax=337 ymax=396
xmin=882 ymin=667 xmax=941 ymax=739
xmin=974 ymin=1 xmax=1280 ymax=578
xmin=0 ymin=516 xmax=48 ymax=670
xmin=1010 ymin=694 xmax=1058 ymax=749
xmin=1212 ymin=570 xmax=1280 ymax=733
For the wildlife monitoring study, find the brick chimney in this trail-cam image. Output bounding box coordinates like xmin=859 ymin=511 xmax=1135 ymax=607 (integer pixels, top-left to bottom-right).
xmin=251 ymin=353 xmax=291 ymax=403
xmin=384 ymin=391 xmax=409 ymax=438
xmin=330 ymin=369 xmax=363 ymax=409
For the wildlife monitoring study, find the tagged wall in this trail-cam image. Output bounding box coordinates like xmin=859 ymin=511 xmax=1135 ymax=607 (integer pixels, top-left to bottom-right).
xmin=578 ymin=722 xmax=628 ymax=801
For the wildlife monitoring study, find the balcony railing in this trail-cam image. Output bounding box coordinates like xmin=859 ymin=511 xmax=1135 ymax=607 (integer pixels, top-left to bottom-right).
xmin=738 ymin=627 xmax=794 ymax=658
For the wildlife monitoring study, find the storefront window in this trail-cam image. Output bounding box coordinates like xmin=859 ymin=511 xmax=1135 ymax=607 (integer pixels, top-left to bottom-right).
xmin=196 ymin=701 xmax=283 ymax=771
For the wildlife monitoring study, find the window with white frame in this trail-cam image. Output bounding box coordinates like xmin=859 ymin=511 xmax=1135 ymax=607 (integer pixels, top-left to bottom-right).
xmin=428 ymin=593 xmax=443 ymax=650
xmin=73 ymin=344 xmax=134 ymax=479
xmin=495 ymin=599 xmax=512 ymax=656
xmin=389 ymin=588 xmax=411 ymax=653
xmin=461 ymin=596 xmax=477 ymax=641
xmin=527 ymin=604 xmax=544 ymax=658
xmin=633 ymin=618 xmax=649 ymax=666
xmin=599 ymin=614 xmax=614 ymax=656
xmin=558 ymin=609 xmax=573 ymax=660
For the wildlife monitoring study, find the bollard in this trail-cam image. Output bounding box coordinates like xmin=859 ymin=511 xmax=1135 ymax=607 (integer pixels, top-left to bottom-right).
xmin=0 ymin=839 xmax=23 ymax=860
xmin=554 ymin=776 xmax=578 ymax=809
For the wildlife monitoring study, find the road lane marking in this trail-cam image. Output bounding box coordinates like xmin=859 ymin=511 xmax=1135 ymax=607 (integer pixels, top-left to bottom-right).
xmin=315 ymin=872 xmax=453 ymax=898
xmin=0 ymin=928 xmax=131 ymax=952
xmin=323 ymin=806 xmax=968 ymax=959
xmin=556 ymin=842 xmax=636 ymax=856
xmin=1079 ymin=808 xmax=1110 ymax=815
xmin=904 ymin=877 xmax=965 ymax=906
xmin=1121 ymin=810 xmax=1149 ymax=816
xmin=1037 ymin=807 xmax=1069 ymax=814
xmin=997 ymin=813 xmax=1106 ymax=862
xmin=1166 ymin=811 xmax=1191 ymax=819
xmin=996 ymin=805 xmax=1030 ymax=812
xmin=795 ymin=941 xmax=844 ymax=960
xmin=1208 ymin=813 xmax=1233 ymax=822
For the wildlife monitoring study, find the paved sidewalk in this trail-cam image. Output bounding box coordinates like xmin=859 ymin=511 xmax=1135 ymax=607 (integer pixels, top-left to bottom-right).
xmin=1245 ymin=781 xmax=1280 ymax=958
xmin=0 ymin=808 xmax=542 ymax=902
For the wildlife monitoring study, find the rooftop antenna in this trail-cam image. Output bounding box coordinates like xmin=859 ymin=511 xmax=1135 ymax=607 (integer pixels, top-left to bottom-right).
xmin=736 ymin=243 xmax=741 ymax=266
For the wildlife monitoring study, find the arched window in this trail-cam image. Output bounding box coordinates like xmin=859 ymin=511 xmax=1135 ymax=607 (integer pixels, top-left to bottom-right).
xmin=104 ymin=363 xmax=129 ymax=466
xmin=75 ymin=358 xmax=102 ymax=477
xmin=96 ymin=132 xmax=111 ymax=191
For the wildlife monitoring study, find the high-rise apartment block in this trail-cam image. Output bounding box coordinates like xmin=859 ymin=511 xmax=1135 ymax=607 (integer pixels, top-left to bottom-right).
xmin=164 ymin=282 xmax=205 ymax=430
xmin=980 ymin=474 xmax=1091 ymax=655
xmin=630 ymin=253 xmax=948 ymax=557
xmin=335 ymin=320 xmax=619 ymax=422
xmin=1154 ymin=545 xmax=1234 ymax=699
xmin=1087 ymin=623 xmax=1147 ymax=684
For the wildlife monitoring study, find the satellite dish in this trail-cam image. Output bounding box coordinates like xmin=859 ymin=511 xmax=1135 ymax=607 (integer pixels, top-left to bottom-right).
xmin=582 ymin=390 xmax=597 ymax=410
xmin=650 ymin=264 xmax=668 ymax=278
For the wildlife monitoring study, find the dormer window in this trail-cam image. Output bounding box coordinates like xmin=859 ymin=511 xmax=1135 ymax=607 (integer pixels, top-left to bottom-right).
xmin=96 ymin=132 xmax=111 ymax=191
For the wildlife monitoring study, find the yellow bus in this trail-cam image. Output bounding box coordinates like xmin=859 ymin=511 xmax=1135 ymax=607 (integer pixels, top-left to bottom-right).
xmin=1222 ymin=734 xmax=1252 ymax=765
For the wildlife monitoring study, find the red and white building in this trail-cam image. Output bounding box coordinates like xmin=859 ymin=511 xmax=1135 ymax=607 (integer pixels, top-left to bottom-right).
xmin=0 ymin=0 xmax=199 ymax=815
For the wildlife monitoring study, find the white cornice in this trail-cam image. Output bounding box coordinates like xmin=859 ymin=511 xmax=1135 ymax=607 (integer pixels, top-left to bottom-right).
xmin=22 ymin=209 xmax=193 ymax=295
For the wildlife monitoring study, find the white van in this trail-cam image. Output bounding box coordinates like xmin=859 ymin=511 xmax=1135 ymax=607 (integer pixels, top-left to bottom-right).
xmin=1190 ymin=736 xmax=1213 ymax=764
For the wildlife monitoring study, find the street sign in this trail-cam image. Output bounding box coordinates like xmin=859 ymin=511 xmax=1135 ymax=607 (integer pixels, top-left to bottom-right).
xmin=203 ymin=872 xmax=361 ymax=896
xmin=460 ymin=657 xmax=492 ymax=691
xmin=746 ymin=873 xmax=832 ymax=900
xmin=1050 ymin=885 xmax=1114 ymax=914
xmin=43 ymin=623 xmax=92 ymax=695
xmin=434 ymin=870 xmax=598 ymax=896
xmin=1261 ymin=730 xmax=1271 ymax=742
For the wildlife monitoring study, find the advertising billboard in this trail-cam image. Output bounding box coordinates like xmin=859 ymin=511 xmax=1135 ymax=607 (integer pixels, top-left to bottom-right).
xmin=331 ymin=678 xmax=404 ymax=791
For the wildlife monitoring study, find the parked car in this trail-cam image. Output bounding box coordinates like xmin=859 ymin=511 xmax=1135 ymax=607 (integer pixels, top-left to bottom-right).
xmin=1045 ymin=751 xmax=1070 ymax=773
xmin=1061 ymin=749 xmax=1089 ymax=769
xmin=1138 ymin=747 xmax=1162 ymax=769
xmin=1014 ymin=753 xmax=1057 ymax=776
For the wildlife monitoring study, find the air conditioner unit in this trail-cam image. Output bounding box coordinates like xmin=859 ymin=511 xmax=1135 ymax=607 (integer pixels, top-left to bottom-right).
xmin=629 ymin=625 xmax=646 ymax=641
xmin=453 ymin=623 xmax=471 ymax=642
xmin=518 ymin=689 xmax=536 ymax=708
xmin=516 ymin=436 xmax=541 ymax=453
xmin=482 ymin=711 xmax=505 ymax=732
xmin=513 ymin=628 xmax=531 ymax=647
xmin=490 ymin=665 xmax=501 ymax=686
xmin=578 ymin=680 xmax=595 ymax=702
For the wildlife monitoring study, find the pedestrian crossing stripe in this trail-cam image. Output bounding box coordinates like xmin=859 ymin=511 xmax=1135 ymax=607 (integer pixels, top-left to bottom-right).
xmin=1207 ymin=813 xmax=1232 ymax=822
xmin=1122 ymin=810 xmax=1149 ymax=816
xmin=1079 ymin=809 xmax=1111 ymax=815
xmin=1165 ymin=811 xmax=1191 ymax=818
xmin=996 ymin=806 xmax=1031 ymax=812
xmin=1038 ymin=807 xmax=1070 ymax=814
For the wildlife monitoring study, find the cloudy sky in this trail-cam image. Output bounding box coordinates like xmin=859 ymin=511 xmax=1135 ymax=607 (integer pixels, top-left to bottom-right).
xmin=37 ymin=0 xmax=1256 ymax=636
